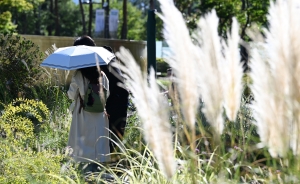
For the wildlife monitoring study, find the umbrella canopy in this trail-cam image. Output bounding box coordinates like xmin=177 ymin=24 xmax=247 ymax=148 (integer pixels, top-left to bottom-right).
xmin=40 ymin=45 xmax=116 ymax=70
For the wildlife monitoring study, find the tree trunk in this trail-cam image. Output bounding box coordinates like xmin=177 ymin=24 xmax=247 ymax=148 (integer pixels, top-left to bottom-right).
xmin=47 ymin=0 xmax=54 ymax=35
xmin=240 ymin=0 xmax=250 ymax=40
xmin=34 ymin=7 xmax=41 ymax=35
xmin=79 ymin=0 xmax=86 ymax=35
xmin=23 ymin=14 xmax=27 ymax=34
xmin=104 ymin=0 xmax=110 ymax=38
xmin=150 ymin=0 xmax=154 ymax=9
xmin=241 ymin=0 xmax=246 ymax=9
xmin=240 ymin=0 xmax=250 ymax=71
xmin=88 ymin=0 xmax=93 ymax=36
xmin=54 ymin=0 xmax=60 ymax=36
xmin=121 ymin=0 xmax=127 ymax=39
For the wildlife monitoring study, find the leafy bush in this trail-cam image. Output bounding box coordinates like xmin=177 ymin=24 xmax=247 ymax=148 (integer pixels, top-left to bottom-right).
xmin=123 ymin=112 xmax=143 ymax=151
xmin=0 ymin=98 xmax=49 ymax=146
xmin=156 ymin=58 xmax=170 ymax=74
xmin=29 ymin=84 xmax=71 ymax=150
xmin=0 ymin=98 xmax=76 ymax=184
xmin=0 ymin=34 xmax=44 ymax=103
xmin=0 ymin=140 xmax=70 ymax=184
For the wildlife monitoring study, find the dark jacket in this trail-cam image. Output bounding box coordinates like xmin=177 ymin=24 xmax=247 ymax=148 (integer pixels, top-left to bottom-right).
xmin=100 ymin=59 xmax=129 ymax=117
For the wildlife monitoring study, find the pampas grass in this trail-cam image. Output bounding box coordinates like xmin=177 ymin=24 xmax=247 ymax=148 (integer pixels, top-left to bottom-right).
xmin=115 ymin=47 xmax=176 ymax=178
xmin=195 ymin=10 xmax=244 ymax=134
xmin=157 ymin=0 xmax=243 ymax=136
xmin=156 ymin=0 xmax=201 ymax=133
xmin=249 ymin=0 xmax=300 ymax=157
xmin=194 ymin=10 xmax=226 ymax=135
xmin=222 ymin=18 xmax=244 ymax=122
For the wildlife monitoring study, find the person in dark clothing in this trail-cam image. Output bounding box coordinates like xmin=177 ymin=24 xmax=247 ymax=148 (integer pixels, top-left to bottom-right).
xmin=100 ymin=47 xmax=129 ymax=153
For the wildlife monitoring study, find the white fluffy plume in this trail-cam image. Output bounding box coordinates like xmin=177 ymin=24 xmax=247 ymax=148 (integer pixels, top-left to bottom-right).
xmin=157 ymin=0 xmax=243 ymax=135
xmin=194 ymin=10 xmax=225 ymax=134
xmin=222 ymin=18 xmax=244 ymax=122
xmin=115 ymin=47 xmax=176 ymax=178
xmin=157 ymin=0 xmax=201 ymax=131
xmin=250 ymin=0 xmax=300 ymax=157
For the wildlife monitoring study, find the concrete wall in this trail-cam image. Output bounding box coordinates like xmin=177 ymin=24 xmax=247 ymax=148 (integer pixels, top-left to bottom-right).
xmin=20 ymin=35 xmax=147 ymax=85
xmin=21 ymin=35 xmax=147 ymax=67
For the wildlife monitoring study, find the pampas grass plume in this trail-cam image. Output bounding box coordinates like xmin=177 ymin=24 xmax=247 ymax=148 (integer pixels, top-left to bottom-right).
xmin=222 ymin=18 xmax=243 ymax=122
xmin=115 ymin=47 xmax=176 ymax=178
xmin=250 ymin=0 xmax=300 ymax=157
xmin=195 ymin=10 xmax=225 ymax=135
xmin=157 ymin=0 xmax=201 ymax=131
xmin=157 ymin=0 xmax=244 ymax=135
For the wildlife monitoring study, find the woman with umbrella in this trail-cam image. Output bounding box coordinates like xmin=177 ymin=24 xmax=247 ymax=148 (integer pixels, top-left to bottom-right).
xmin=67 ymin=36 xmax=129 ymax=172
xmin=67 ymin=36 xmax=111 ymax=172
xmin=71 ymin=36 xmax=129 ymax=157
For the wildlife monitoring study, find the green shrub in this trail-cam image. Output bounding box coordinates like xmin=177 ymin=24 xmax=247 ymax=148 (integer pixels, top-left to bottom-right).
xmin=0 ymin=34 xmax=44 ymax=103
xmin=156 ymin=58 xmax=170 ymax=74
xmin=242 ymin=73 xmax=252 ymax=101
xmin=30 ymin=84 xmax=71 ymax=150
xmin=0 ymin=98 xmax=49 ymax=146
xmin=123 ymin=112 xmax=143 ymax=150
xmin=0 ymin=140 xmax=70 ymax=184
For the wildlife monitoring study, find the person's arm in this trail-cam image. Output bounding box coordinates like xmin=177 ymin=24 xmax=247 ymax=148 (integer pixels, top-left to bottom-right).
xmin=67 ymin=71 xmax=86 ymax=100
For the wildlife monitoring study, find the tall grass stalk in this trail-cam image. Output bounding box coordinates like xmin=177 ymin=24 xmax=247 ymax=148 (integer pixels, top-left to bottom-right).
xmin=115 ymin=47 xmax=176 ymax=178
xmin=250 ymin=0 xmax=300 ymax=157
xmin=195 ymin=10 xmax=224 ymax=136
xmin=156 ymin=4 xmax=202 ymax=177
xmin=222 ymin=18 xmax=244 ymax=122
xmin=157 ymin=0 xmax=243 ymax=138
xmin=156 ymin=0 xmax=201 ymax=136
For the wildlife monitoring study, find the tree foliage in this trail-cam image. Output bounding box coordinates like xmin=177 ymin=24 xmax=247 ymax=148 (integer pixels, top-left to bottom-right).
xmin=0 ymin=0 xmax=40 ymax=34
xmin=15 ymin=0 xmax=82 ymax=36
xmin=0 ymin=0 xmax=34 ymax=12
xmin=0 ymin=11 xmax=17 ymax=34
xmin=172 ymin=0 xmax=270 ymax=40
xmin=0 ymin=0 xmax=271 ymax=41
xmin=0 ymin=34 xmax=44 ymax=101
xmin=111 ymin=0 xmax=147 ymax=40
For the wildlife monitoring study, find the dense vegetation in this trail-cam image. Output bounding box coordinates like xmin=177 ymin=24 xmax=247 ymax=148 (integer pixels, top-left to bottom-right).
xmin=0 ymin=0 xmax=147 ymax=40
xmin=1 ymin=0 xmax=300 ymax=183
xmin=1 ymin=0 xmax=270 ymax=42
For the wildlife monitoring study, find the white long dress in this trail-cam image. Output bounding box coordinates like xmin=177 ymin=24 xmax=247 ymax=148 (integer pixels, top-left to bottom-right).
xmin=67 ymin=71 xmax=110 ymax=163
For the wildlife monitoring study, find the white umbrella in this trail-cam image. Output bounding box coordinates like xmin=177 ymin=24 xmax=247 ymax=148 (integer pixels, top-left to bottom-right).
xmin=40 ymin=45 xmax=115 ymax=70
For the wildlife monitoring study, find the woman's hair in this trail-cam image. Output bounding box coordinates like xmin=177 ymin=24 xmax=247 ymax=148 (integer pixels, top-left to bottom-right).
xmin=73 ymin=35 xmax=96 ymax=47
xmin=74 ymin=36 xmax=99 ymax=83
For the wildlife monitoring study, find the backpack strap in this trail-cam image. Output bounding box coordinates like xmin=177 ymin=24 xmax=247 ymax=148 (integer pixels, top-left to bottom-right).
xmin=78 ymin=93 xmax=85 ymax=114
